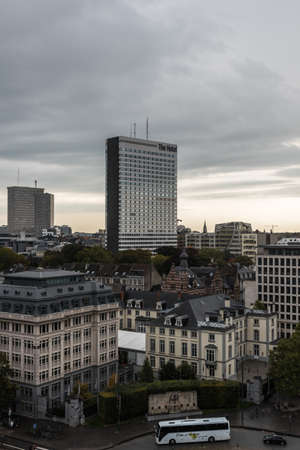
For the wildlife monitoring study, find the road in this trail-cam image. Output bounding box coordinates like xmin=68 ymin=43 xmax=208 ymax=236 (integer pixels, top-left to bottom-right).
xmin=115 ymin=428 xmax=300 ymax=450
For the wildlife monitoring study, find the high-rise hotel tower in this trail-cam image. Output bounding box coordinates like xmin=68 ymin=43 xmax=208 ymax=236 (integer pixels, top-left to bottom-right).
xmin=106 ymin=136 xmax=177 ymax=252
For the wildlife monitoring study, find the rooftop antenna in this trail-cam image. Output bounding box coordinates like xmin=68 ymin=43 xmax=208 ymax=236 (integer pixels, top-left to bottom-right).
xmin=146 ymin=117 xmax=149 ymax=139
xmin=129 ymin=122 xmax=132 ymax=137
xmin=34 ymin=180 xmax=37 ymax=188
xmin=17 ymin=169 xmax=20 ymax=186
xmin=133 ymin=122 xmax=136 ymax=138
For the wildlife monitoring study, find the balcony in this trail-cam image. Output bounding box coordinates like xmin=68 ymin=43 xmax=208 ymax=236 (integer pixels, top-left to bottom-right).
xmin=205 ymin=360 xmax=217 ymax=368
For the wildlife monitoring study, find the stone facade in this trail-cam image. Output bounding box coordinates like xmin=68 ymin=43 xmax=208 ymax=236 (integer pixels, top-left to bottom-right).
xmin=143 ymin=295 xmax=277 ymax=381
xmin=0 ymin=270 xmax=119 ymax=417
xmin=148 ymin=391 xmax=198 ymax=415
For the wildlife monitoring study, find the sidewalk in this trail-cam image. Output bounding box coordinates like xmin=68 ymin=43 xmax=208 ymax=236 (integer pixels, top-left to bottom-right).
xmin=5 ymin=400 xmax=300 ymax=449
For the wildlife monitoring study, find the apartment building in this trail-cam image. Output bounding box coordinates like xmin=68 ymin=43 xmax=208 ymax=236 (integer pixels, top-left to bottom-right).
xmin=0 ymin=270 xmax=119 ymax=416
xmin=241 ymin=233 xmax=257 ymax=261
xmin=257 ymin=238 xmax=300 ymax=338
xmin=82 ymin=263 xmax=161 ymax=292
xmin=141 ymin=295 xmax=277 ymax=380
xmin=119 ymin=290 xmax=193 ymax=332
xmin=185 ymin=231 xmax=216 ymax=250
xmin=215 ymin=222 xmax=257 ymax=257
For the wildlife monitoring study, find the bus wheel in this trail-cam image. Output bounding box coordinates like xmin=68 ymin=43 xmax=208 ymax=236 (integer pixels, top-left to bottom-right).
xmin=169 ymin=439 xmax=176 ymax=445
xmin=208 ymin=436 xmax=215 ymax=443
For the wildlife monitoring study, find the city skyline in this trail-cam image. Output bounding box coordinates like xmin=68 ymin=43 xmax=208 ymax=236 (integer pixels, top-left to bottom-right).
xmin=2 ymin=1 xmax=300 ymax=232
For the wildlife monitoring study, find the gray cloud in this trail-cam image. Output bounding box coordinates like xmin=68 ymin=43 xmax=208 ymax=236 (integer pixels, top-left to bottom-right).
xmin=1 ymin=1 xmax=300 ymax=229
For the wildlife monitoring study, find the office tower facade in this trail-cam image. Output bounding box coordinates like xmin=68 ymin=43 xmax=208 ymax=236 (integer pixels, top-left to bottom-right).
xmin=106 ymin=136 xmax=177 ymax=252
xmin=257 ymin=238 xmax=300 ymax=338
xmin=215 ymin=222 xmax=254 ymax=256
xmin=0 ymin=270 xmax=119 ymax=416
xmin=7 ymin=186 xmax=54 ymax=235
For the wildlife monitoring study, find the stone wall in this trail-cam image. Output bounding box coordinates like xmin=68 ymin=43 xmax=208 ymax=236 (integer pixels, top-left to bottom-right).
xmin=148 ymin=391 xmax=198 ymax=415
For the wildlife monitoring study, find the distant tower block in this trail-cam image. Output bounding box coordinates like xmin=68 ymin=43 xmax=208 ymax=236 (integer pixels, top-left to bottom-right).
xmin=7 ymin=185 xmax=54 ymax=235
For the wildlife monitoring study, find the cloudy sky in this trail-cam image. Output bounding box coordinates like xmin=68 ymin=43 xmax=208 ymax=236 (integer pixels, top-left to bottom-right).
xmin=1 ymin=0 xmax=300 ymax=232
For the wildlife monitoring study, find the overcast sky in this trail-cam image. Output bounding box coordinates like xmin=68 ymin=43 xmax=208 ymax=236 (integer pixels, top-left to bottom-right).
xmin=1 ymin=0 xmax=300 ymax=232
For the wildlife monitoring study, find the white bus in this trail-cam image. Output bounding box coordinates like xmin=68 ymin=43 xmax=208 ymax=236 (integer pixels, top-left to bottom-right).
xmin=155 ymin=417 xmax=230 ymax=445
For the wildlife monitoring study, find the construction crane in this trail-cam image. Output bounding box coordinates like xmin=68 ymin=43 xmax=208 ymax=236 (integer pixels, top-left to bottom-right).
xmin=264 ymin=225 xmax=279 ymax=233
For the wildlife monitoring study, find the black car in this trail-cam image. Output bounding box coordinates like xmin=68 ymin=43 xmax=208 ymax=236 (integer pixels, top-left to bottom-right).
xmin=263 ymin=434 xmax=287 ymax=446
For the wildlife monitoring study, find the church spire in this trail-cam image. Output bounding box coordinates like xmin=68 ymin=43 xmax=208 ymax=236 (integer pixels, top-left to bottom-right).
xmin=179 ymin=248 xmax=189 ymax=268
xmin=203 ymin=220 xmax=207 ymax=234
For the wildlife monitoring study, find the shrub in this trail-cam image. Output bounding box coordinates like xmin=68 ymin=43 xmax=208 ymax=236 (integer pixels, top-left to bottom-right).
xmin=100 ymin=380 xmax=240 ymax=423
xmin=98 ymin=392 xmax=118 ymax=424
xmin=120 ymin=386 xmax=148 ymax=420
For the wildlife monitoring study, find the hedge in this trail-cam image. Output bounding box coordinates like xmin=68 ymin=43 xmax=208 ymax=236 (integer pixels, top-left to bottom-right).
xmin=83 ymin=395 xmax=98 ymax=417
xmin=99 ymin=380 xmax=240 ymax=423
xmin=98 ymin=392 xmax=118 ymax=424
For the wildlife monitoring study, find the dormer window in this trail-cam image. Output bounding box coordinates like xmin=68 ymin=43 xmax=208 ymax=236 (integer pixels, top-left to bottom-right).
xmin=136 ymin=300 xmax=143 ymax=309
xmin=175 ymin=315 xmax=188 ymax=327
xmin=164 ymin=315 xmax=176 ymax=326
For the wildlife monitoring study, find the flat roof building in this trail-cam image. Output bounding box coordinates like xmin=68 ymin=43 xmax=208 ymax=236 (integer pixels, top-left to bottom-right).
xmin=7 ymin=186 xmax=54 ymax=235
xmin=257 ymin=238 xmax=300 ymax=338
xmin=0 ymin=269 xmax=119 ymax=417
xmin=106 ymin=136 xmax=177 ymax=252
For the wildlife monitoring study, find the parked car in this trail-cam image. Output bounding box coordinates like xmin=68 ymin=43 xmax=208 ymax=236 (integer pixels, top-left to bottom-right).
xmin=263 ymin=434 xmax=287 ymax=446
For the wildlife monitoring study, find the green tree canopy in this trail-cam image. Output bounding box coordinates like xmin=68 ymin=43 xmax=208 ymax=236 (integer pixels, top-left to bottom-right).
xmin=0 ymin=248 xmax=27 ymax=271
xmin=76 ymin=246 xmax=113 ymax=264
xmin=159 ymin=361 xmax=179 ymax=381
xmin=41 ymin=250 xmax=65 ymax=268
xmin=61 ymin=244 xmax=84 ymax=262
xmin=253 ymin=300 xmax=266 ymax=311
xmin=269 ymin=325 xmax=300 ymax=396
xmin=233 ymin=255 xmax=254 ymax=267
xmin=115 ymin=249 xmax=152 ymax=264
xmin=0 ymin=353 xmax=16 ymax=410
xmin=152 ymin=254 xmax=169 ymax=276
xmin=139 ymin=358 xmax=154 ymax=383
xmin=178 ymin=361 xmax=196 ymax=380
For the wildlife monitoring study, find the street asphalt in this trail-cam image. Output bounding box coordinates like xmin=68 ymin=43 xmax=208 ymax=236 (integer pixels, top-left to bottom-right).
xmin=114 ymin=428 xmax=300 ymax=450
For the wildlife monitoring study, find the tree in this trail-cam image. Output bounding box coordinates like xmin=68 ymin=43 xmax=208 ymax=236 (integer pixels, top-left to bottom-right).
xmin=41 ymin=251 xmax=65 ymax=268
xmin=139 ymin=358 xmax=154 ymax=383
xmin=115 ymin=249 xmax=152 ymax=264
xmin=233 ymin=255 xmax=253 ymax=267
xmin=0 ymin=353 xmax=16 ymax=410
xmin=76 ymin=246 xmax=113 ymax=264
xmin=61 ymin=243 xmax=84 ymax=263
xmin=178 ymin=361 xmax=196 ymax=380
xmin=253 ymin=300 xmax=266 ymax=311
xmin=152 ymin=254 xmax=169 ymax=276
xmin=72 ymin=382 xmax=93 ymax=400
xmin=0 ymin=248 xmax=26 ymax=271
xmin=159 ymin=361 xmax=179 ymax=381
xmin=269 ymin=324 xmax=300 ymax=397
